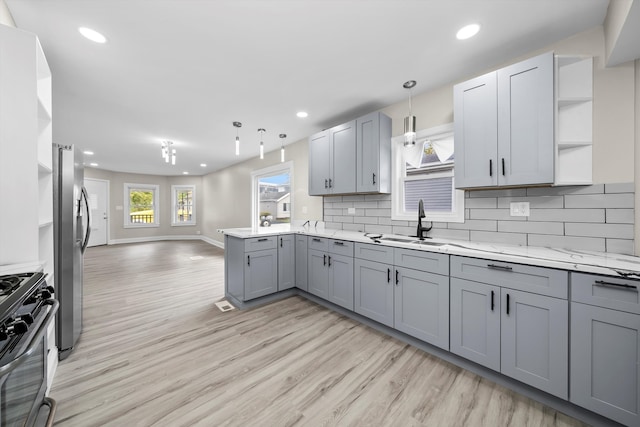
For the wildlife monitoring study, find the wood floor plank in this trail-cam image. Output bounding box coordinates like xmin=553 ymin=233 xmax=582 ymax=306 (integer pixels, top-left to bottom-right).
xmin=50 ymin=240 xmax=587 ymax=427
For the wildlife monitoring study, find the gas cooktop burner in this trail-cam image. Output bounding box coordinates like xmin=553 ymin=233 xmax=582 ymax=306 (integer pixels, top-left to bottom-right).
xmin=0 ymin=274 xmax=31 ymax=296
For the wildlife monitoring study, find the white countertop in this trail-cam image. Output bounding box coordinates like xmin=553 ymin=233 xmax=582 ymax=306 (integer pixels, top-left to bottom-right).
xmin=221 ymin=226 xmax=640 ymax=279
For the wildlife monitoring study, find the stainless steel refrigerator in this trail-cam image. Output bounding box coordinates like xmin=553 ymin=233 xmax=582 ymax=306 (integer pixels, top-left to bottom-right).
xmin=53 ymin=144 xmax=91 ymax=360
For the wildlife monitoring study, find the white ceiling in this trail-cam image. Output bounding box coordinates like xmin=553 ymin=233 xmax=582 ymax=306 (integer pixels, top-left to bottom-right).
xmin=7 ymin=0 xmax=610 ymax=176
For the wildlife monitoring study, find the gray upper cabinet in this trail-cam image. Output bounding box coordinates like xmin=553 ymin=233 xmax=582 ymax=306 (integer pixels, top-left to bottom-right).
xmin=454 ymin=52 xmax=554 ymax=188
xmin=277 ymin=234 xmax=295 ymax=291
xmin=295 ymin=235 xmax=308 ymax=291
xmin=309 ymin=112 xmax=391 ymax=196
xmin=356 ymin=112 xmax=391 ymax=193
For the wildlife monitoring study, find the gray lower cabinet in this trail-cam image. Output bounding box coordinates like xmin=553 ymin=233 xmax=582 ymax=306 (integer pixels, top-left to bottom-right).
xmin=354 ymin=258 xmax=394 ymax=327
xmin=295 ymin=235 xmax=308 ymax=291
xmin=277 ymin=234 xmax=295 ymax=291
xmin=449 ymin=256 xmax=568 ymax=399
xmin=308 ymin=239 xmax=354 ymax=310
xmin=570 ymin=272 xmax=640 ymax=426
xmin=395 ymin=267 xmax=449 ymax=350
xmin=225 ymin=235 xmax=278 ymax=302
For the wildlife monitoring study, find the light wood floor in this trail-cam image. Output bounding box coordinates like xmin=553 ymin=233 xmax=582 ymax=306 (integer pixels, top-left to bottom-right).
xmin=51 ymin=240 xmax=587 ymax=427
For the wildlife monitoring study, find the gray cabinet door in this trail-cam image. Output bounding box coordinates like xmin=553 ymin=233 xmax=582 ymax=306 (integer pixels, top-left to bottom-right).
xmin=277 ymin=235 xmax=295 ymax=291
xmin=330 ymin=120 xmax=356 ymax=194
xmin=295 ymin=235 xmax=308 ymax=291
xmin=356 ymin=112 xmax=391 ymax=193
xmin=244 ymin=249 xmax=278 ymax=300
xmin=354 ymin=258 xmax=393 ymax=327
xmin=308 ymin=130 xmax=330 ymax=195
xmin=450 ymin=278 xmax=501 ymax=371
xmin=308 ymin=249 xmax=329 ymax=299
xmin=328 ymin=253 xmax=354 ymax=310
xmin=224 ymin=235 xmax=246 ymax=301
xmin=395 ymin=267 xmax=449 ymax=350
xmin=454 ymin=71 xmax=498 ymax=188
xmin=497 ymin=52 xmax=553 ymax=186
xmin=571 ymin=303 xmax=640 ymax=426
xmin=501 ymin=288 xmax=568 ymax=399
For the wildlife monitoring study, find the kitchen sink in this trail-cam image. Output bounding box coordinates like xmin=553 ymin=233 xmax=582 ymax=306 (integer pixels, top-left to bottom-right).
xmin=377 ymin=236 xmax=446 ymax=246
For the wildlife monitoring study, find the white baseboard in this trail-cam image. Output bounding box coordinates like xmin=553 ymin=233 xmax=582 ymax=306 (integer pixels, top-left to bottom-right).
xmin=108 ymin=235 xmax=224 ymax=249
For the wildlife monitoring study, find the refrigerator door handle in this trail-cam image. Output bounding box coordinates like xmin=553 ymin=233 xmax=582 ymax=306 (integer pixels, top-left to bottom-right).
xmin=80 ymin=186 xmax=91 ymax=253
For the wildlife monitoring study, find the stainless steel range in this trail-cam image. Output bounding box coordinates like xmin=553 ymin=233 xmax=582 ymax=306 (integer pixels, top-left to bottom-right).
xmin=0 ymin=272 xmax=58 ymax=427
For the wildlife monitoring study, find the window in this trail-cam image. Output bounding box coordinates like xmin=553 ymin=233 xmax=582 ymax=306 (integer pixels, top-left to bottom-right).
xmin=251 ymin=161 xmax=293 ymax=230
xmin=392 ymin=123 xmax=464 ymax=223
xmin=124 ymin=183 xmax=159 ymax=228
xmin=172 ymin=185 xmax=196 ymax=226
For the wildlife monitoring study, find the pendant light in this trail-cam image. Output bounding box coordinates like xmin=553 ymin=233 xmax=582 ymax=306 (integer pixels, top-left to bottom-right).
xmin=233 ymin=121 xmax=242 ymax=156
xmin=279 ymin=134 xmax=286 ymax=163
xmin=161 ymin=140 xmax=176 ymax=164
xmin=258 ymin=128 xmax=266 ymax=159
xmin=403 ymin=80 xmax=417 ymax=146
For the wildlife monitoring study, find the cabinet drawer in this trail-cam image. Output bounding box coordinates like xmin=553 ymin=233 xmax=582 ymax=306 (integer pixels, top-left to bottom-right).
xmin=308 ymin=236 xmax=329 ymax=251
xmin=244 ymin=236 xmax=277 ymax=252
xmin=572 ymin=273 xmax=640 ymax=315
xmin=394 ymin=248 xmax=448 ymax=276
xmin=329 ymin=239 xmax=353 ymax=256
xmin=354 ymin=243 xmax=393 ymax=264
xmin=450 ymin=256 xmax=567 ymax=299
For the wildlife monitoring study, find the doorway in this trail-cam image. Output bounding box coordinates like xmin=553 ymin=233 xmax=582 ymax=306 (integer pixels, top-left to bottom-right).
xmin=84 ymin=178 xmax=109 ymax=247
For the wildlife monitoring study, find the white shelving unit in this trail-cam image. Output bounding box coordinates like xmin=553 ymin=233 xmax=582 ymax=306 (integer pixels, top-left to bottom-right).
xmin=554 ymin=56 xmax=593 ymax=185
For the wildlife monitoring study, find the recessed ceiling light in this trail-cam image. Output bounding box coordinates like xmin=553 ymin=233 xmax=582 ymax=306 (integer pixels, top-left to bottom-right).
xmin=183 ymin=171 xmax=189 ymax=175
xmin=456 ymin=23 xmax=480 ymax=40
xmin=84 ymin=150 xmax=94 ymax=155
xmin=89 ymin=162 xmax=98 ymax=167
xmin=200 ymin=163 xmax=207 ymax=167
xmin=296 ymin=111 xmax=308 ymax=118
xmin=78 ymin=27 xmax=107 ymax=44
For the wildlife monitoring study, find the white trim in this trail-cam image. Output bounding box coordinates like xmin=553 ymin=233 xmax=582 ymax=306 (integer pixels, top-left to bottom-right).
xmin=251 ymin=161 xmax=294 ymax=228
xmin=391 ymin=123 xmax=465 ymax=223
xmin=84 ymin=177 xmax=110 ymax=245
xmin=124 ymin=183 xmax=160 ymax=228
xmin=107 ymin=234 xmax=224 ymax=249
xmin=171 ymin=184 xmax=196 ymax=226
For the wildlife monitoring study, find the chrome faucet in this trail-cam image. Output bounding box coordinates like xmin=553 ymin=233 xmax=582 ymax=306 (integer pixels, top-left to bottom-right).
xmin=416 ymin=199 xmax=432 ymax=240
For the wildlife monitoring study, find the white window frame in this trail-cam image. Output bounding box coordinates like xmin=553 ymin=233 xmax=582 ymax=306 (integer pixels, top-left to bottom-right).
xmin=391 ymin=123 xmax=465 ymax=223
xmin=171 ymin=185 xmax=196 ymax=226
xmin=124 ymin=183 xmax=160 ymax=228
xmin=251 ymin=161 xmax=294 ymax=231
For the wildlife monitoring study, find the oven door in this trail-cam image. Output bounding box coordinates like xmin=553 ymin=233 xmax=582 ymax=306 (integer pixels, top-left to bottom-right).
xmin=0 ymin=299 xmax=58 ymax=427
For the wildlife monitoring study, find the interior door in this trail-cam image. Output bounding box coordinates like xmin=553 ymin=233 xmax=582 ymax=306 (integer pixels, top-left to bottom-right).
xmin=84 ymin=178 xmax=108 ymax=247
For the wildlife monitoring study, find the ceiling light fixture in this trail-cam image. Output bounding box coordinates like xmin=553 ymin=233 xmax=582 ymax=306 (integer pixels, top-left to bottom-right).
xmin=200 ymin=163 xmax=207 ymax=167
xmin=279 ymin=134 xmax=287 ymax=163
xmin=78 ymin=27 xmax=107 ymax=43
xmin=233 ymin=121 xmax=242 ymax=156
xmin=161 ymin=140 xmax=176 ymax=165
xmin=403 ymin=80 xmax=417 ymax=146
xmin=89 ymin=162 xmax=98 ymax=167
xmin=456 ymin=23 xmax=480 ymax=40
xmin=83 ymin=150 xmax=94 ymax=155
xmin=258 ymin=128 xmax=266 ymax=160
xmin=296 ymin=111 xmax=308 ymax=118
xmin=183 ymin=171 xmax=189 ymax=175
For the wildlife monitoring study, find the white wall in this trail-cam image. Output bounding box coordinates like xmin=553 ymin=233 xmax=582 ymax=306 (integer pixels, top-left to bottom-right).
xmin=0 ymin=0 xmax=15 ymax=27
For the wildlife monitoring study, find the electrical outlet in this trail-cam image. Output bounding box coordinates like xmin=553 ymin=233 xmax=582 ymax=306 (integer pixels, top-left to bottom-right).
xmin=347 ymin=207 xmax=356 ymax=215
xmin=510 ymin=202 xmax=530 ymax=217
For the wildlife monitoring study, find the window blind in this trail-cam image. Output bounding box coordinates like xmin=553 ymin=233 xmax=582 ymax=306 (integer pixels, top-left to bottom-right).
xmin=404 ymin=176 xmax=453 ymax=212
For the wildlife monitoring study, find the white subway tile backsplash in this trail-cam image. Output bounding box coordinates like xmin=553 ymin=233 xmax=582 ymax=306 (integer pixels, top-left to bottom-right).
xmin=565 ymin=223 xmax=634 ymax=239
xmin=564 ymin=193 xmax=634 ymax=209
xmin=605 ymin=183 xmax=635 ymax=194
xmin=448 ymin=220 xmax=498 ymax=231
xmin=497 ymin=196 xmax=564 ymax=209
xmin=528 ymin=235 xmax=606 ymax=252
xmin=498 ymin=221 xmax=564 ymax=235
xmin=322 ymin=183 xmax=634 ymax=254
xmin=470 ymin=231 xmax=527 ymax=246
xmin=324 ymin=222 xmax=344 ymax=230
xmin=528 ymin=208 xmax=605 ymax=223
xmin=606 ymin=239 xmax=635 ymax=255
xmin=606 ymin=209 xmax=635 ymax=224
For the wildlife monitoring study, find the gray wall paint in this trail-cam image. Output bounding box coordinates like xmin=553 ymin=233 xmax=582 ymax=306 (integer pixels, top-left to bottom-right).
xmin=324 ymin=183 xmax=635 ymax=255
